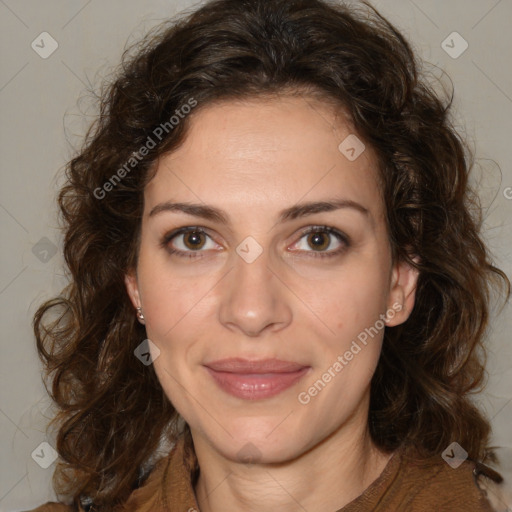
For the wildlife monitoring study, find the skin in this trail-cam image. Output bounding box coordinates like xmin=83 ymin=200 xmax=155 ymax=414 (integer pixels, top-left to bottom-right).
xmin=125 ymin=94 xmax=418 ymax=512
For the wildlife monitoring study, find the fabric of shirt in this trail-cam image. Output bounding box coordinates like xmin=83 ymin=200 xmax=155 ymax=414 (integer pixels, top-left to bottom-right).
xmin=26 ymin=434 xmax=499 ymax=512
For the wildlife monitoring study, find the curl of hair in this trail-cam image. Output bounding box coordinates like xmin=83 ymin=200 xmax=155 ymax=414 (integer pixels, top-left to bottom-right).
xmin=33 ymin=0 xmax=510 ymax=508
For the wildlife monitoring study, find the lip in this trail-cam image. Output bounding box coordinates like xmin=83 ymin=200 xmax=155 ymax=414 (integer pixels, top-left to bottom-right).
xmin=204 ymin=358 xmax=311 ymax=400
xmin=205 ymin=357 xmax=308 ymax=373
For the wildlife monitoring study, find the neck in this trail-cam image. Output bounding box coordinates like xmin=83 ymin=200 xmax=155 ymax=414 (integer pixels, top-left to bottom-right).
xmin=193 ymin=419 xmax=392 ymax=512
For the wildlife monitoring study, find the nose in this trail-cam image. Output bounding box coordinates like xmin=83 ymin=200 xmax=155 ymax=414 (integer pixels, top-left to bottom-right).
xmin=218 ymin=247 xmax=293 ymax=337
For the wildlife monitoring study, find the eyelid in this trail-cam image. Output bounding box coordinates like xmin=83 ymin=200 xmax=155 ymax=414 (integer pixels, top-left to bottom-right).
xmin=162 ymin=226 xmax=212 ymax=244
xmin=161 ymin=226 xmax=219 ymax=251
xmin=288 ymin=225 xmax=350 ymax=256
xmin=294 ymin=225 xmax=349 ymax=243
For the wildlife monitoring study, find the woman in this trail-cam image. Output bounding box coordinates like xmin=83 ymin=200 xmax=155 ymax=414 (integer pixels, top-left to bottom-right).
xmin=30 ymin=0 xmax=510 ymax=510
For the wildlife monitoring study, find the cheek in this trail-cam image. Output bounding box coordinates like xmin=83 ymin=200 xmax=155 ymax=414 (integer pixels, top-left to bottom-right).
xmin=303 ymin=270 xmax=388 ymax=400
xmin=302 ymin=263 xmax=390 ymax=337
xmin=136 ymin=261 xmax=219 ymax=392
xmin=136 ymin=249 xmax=212 ymax=335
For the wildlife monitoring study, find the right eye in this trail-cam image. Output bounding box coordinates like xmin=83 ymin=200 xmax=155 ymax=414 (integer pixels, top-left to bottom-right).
xmin=161 ymin=227 xmax=220 ymax=258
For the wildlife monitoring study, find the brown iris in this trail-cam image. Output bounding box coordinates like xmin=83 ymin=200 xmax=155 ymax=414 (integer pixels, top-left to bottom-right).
xmin=307 ymin=231 xmax=330 ymax=251
xmin=183 ymin=231 xmax=206 ymax=250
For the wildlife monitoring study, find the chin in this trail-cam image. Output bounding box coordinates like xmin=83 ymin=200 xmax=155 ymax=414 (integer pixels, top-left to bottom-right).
xmin=204 ymin=417 xmax=311 ymax=464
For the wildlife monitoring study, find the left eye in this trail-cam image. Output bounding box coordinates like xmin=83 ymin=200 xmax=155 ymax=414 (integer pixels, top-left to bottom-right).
xmin=289 ymin=227 xmax=348 ymax=255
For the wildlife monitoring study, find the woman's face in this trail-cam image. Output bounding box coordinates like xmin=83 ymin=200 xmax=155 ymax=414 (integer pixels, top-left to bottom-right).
xmin=126 ymin=95 xmax=418 ymax=464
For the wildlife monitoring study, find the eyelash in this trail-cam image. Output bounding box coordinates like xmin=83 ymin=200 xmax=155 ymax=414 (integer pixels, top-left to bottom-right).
xmin=161 ymin=225 xmax=350 ymax=259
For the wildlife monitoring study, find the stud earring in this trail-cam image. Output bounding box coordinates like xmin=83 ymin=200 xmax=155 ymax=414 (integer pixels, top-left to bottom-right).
xmin=136 ymin=307 xmax=145 ymax=324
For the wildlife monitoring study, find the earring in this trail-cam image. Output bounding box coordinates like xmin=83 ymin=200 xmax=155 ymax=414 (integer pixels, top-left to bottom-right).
xmin=136 ymin=307 xmax=145 ymax=324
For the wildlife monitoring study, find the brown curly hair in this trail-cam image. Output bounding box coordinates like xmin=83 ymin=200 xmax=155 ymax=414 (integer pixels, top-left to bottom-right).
xmin=33 ymin=0 xmax=510 ymax=509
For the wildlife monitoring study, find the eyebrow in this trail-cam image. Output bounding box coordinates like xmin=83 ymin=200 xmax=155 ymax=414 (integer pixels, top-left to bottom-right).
xmin=148 ymin=198 xmax=369 ymax=224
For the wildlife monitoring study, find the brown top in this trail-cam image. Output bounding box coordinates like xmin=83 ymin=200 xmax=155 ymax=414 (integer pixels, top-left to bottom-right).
xmin=27 ymin=435 xmax=498 ymax=512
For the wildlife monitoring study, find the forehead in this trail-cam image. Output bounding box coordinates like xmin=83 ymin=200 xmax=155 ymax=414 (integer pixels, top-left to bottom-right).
xmin=145 ymin=95 xmax=384 ymax=222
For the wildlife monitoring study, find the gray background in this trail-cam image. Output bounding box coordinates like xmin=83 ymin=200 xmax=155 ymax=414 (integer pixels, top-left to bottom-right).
xmin=0 ymin=0 xmax=511 ymax=510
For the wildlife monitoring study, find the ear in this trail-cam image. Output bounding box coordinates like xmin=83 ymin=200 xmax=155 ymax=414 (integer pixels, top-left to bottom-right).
xmin=385 ymin=257 xmax=419 ymax=327
xmin=125 ymin=270 xmax=142 ymax=309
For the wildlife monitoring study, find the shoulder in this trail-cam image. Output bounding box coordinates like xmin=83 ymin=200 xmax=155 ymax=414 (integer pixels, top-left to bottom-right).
xmin=22 ymin=440 xmax=189 ymax=512
xmin=393 ymin=447 xmax=495 ymax=511
xmin=21 ymin=457 xmax=171 ymax=512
